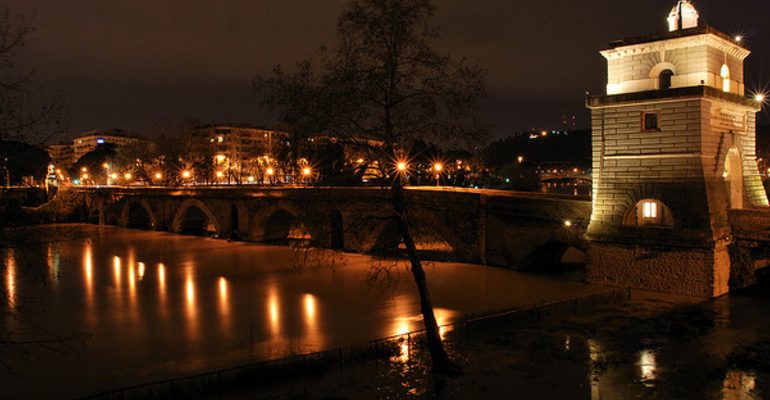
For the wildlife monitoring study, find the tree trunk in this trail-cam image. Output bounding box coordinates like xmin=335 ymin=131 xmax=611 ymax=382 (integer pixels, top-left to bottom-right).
xmin=390 ymin=178 xmax=452 ymax=372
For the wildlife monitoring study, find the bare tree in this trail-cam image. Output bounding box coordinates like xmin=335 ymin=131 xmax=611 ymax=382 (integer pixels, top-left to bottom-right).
xmin=256 ymin=0 xmax=486 ymax=372
xmin=0 ymin=7 xmax=60 ymax=143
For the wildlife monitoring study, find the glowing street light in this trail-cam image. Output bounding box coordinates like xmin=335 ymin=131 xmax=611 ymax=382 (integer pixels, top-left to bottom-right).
xmin=517 ymin=155 xmax=524 ymax=164
xmin=302 ymin=167 xmax=312 ymax=177
xmin=109 ymin=173 xmax=118 ymax=180
xmin=397 ymin=162 xmax=408 ymax=172
xmin=433 ymin=163 xmax=443 ymax=173
xmin=735 ymin=35 xmax=743 ymax=42
xmin=216 ymin=171 xmax=225 ymax=178
xmin=247 ymin=175 xmax=255 ymax=183
xmin=154 ymin=172 xmax=162 ymax=180
xmin=124 ymin=172 xmax=132 ymax=180
xmin=266 ymin=167 xmax=275 ymax=176
xmin=181 ymin=170 xmax=192 ymax=179
xmin=755 ymin=93 xmax=766 ymax=103
xmin=81 ymin=167 xmax=88 ymax=173
xmin=102 ymin=163 xmax=110 ymax=169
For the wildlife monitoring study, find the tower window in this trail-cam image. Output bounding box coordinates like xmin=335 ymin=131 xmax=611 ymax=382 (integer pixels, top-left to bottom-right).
xmin=623 ymin=199 xmax=673 ymax=227
xmin=643 ymin=113 xmax=659 ymax=131
xmin=642 ymin=201 xmax=658 ymax=219
xmin=659 ymin=70 xmax=674 ymax=90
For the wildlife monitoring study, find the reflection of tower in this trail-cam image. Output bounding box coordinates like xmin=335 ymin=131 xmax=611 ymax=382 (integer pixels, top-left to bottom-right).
xmin=586 ymin=2 xmax=768 ymax=298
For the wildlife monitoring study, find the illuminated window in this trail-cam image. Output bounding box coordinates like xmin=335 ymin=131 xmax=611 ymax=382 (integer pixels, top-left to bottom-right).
xmin=642 ymin=201 xmax=658 ymax=219
xmin=624 ymin=199 xmax=673 ymax=227
xmin=643 ymin=113 xmax=659 ymax=131
xmin=720 ymin=64 xmax=730 ymax=93
xmin=217 ymin=136 xmax=225 ymax=143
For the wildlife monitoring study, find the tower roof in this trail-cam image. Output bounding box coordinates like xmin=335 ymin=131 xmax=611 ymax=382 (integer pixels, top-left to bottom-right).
xmin=668 ymin=1 xmax=699 ymax=32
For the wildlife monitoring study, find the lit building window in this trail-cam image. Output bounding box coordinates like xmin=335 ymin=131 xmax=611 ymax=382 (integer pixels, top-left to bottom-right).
xmin=721 ymin=64 xmax=730 ymax=93
xmin=624 ymin=199 xmax=673 ymax=227
xmin=643 ymin=201 xmax=658 ymax=219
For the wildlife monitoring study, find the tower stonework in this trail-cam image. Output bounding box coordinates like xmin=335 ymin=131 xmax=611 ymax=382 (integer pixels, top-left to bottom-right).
xmin=586 ymin=4 xmax=768 ymax=298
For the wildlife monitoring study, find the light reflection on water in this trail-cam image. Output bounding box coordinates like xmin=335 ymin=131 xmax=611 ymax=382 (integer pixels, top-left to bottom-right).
xmin=1 ymin=225 xmax=603 ymax=399
xmin=4 ymin=248 xmax=16 ymax=311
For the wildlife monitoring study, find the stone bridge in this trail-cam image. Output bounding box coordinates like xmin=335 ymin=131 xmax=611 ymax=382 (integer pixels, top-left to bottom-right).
xmin=71 ymin=186 xmax=592 ymax=271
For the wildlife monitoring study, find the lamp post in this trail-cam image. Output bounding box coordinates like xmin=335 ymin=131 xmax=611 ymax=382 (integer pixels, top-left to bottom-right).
xmin=2 ymin=157 xmax=9 ymax=188
xmin=433 ymin=163 xmax=443 ymax=187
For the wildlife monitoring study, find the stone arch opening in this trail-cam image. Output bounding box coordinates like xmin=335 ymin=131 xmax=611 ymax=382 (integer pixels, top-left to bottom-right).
xmin=126 ymin=202 xmax=153 ymax=230
xmin=175 ymin=203 xmax=219 ymax=236
xmin=721 ymin=64 xmax=731 ymax=93
xmin=330 ymin=209 xmax=344 ymax=250
xmin=623 ymin=199 xmax=675 ymax=227
xmin=521 ymin=241 xmax=587 ymax=280
xmin=659 ymin=69 xmax=674 ymax=90
xmin=368 ymin=218 xmax=455 ymax=261
xmin=724 ymin=147 xmax=744 ymax=209
xmin=263 ymin=209 xmax=311 ymax=244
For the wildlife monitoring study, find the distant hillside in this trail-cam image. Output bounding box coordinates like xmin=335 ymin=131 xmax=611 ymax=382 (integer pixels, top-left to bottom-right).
xmin=484 ymin=129 xmax=591 ymax=168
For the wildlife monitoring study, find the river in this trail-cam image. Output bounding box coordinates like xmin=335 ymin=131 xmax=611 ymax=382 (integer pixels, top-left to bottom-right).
xmin=0 ymin=224 xmax=602 ymax=399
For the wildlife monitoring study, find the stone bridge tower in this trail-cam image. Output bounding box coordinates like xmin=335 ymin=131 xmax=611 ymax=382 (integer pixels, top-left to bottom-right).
xmin=586 ymin=1 xmax=768 ymax=298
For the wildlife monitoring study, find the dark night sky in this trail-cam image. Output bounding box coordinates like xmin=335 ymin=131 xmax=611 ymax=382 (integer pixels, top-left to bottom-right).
xmin=9 ymin=0 xmax=770 ymax=142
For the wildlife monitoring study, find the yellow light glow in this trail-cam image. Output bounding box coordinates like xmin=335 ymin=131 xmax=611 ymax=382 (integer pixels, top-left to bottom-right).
xmin=397 ymin=162 xmax=408 ymax=172
xmin=216 ymin=171 xmax=224 ymax=178
xmin=756 ymin=93 xmax=766 ymax=103
xmin=102 ymin=163 xmax=109 ymax=169
xmin=735 ymin=35 xmax=743 ymax=42
xmin=154 ymin=172 xmax=162 ymax=180
xmin=564 ymin=220 xmax=573 ymax=227
xmin=433 ymin=163 xmax=443 ymax=172
xmin=181 ymin=170 xmax=192 ymax=179
xmin=302 ymin=167 xmax=312 ymax=176
xmin=517 ymin=156 xmax=524 ymax=163
xmin=356 ymin=158 xmax=365 ymax=164
xmin=247 ymin=175 xmax=255 ymax=183
xmin=81 ymin=173 xmax=89 ymax=179
xmin=81 ymin=167 xmax=88 ymax=172
xmin=124 ymin=173 xmax=132 ymax=180
xmin=218 ymin=277 xmax=228 ymax=301
xmin=216 ymin=154 xmax=226 ymax=163
xmin=266 ymin=167 xmax=275 ymax=176
xmin=109 ymin=173 xmax=118 ymax=179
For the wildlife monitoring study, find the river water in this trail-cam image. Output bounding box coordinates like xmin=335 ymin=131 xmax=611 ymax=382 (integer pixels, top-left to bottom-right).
xmin=0 ymin=224 xmax=602 ymax=399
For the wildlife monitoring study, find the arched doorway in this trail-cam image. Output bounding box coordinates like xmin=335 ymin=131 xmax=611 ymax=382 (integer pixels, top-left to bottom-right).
xmin=724 ymin=148 xmax=744 ymax=209
xmin=659 ymin=69 xmax=674 ymax=90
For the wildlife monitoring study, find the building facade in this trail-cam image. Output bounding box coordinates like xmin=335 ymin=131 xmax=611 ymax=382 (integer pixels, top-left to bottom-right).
xmin=586 ymin=1 xmax=768 ymax=297
xmin=192 ymin=124 xmax=288 ymax=183
xmin=71 ymin=129 xmax=147 ymax=163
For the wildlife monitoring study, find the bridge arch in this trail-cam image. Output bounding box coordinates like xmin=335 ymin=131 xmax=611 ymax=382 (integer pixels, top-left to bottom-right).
xmin=120 ymin=199 xmax=157 ymax=230
xmin=520 ymin=240 xmax=587 ymax=277
xmin=171 ymin=199 xmax=221 ymax=236
xmin=364 ymin=215 xmax=458 ymax=261
xmin=249 ymin=205 xmax=312 ymax=243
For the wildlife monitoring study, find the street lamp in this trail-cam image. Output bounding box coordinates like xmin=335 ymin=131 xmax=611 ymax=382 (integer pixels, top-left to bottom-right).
xmin=433 ymin=162 xmax=443 ymax=187
xmin=397 ymin=161 xmax=408 ymax=172
xmin=517 ymin=155 xmax=524 ymax=164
